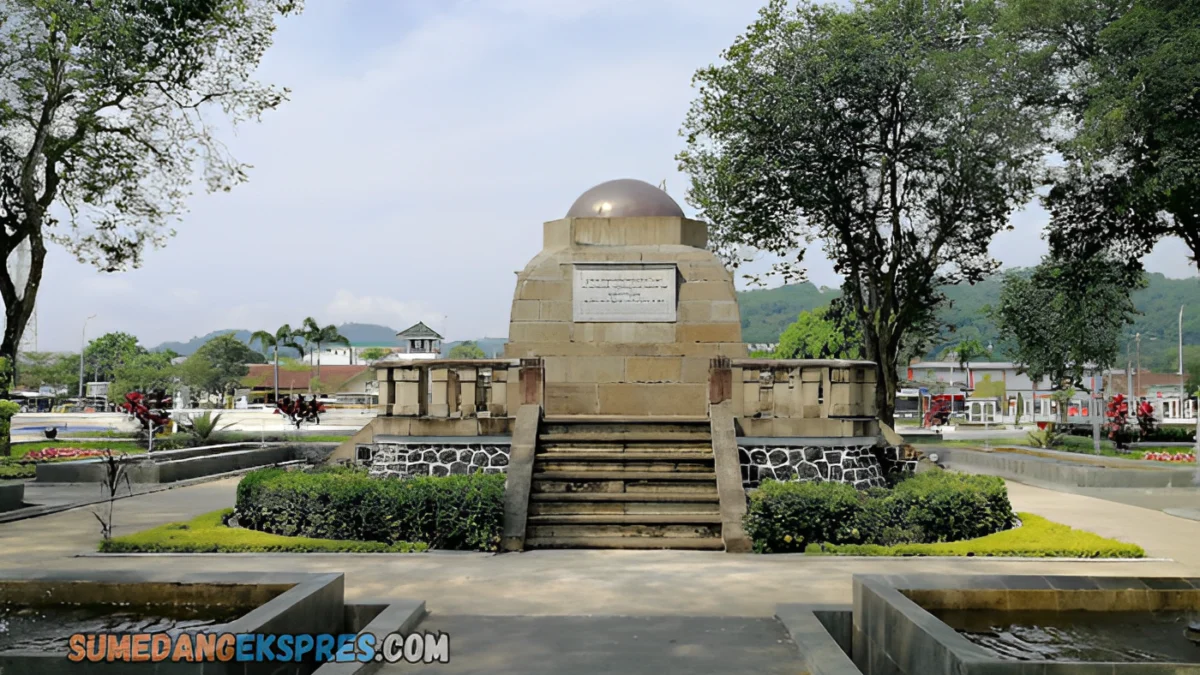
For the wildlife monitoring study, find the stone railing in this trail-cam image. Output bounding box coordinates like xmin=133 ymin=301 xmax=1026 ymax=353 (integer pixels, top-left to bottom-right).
xmin=376 ymin=358 xmax=544 ymax=419
xmin=709 ymin=357 xmax=878 ymax=419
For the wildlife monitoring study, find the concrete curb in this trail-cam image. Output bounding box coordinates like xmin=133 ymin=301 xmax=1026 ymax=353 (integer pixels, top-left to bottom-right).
xmin=74 ymin=552 xmax=1170 ymax=562
xmin=0 ymin=462 xmax=299 ymax=525
xmin=775 ymin=604 xmax=861 ymax=675
xmin=312 ymin=600 xmax=427 ymax=675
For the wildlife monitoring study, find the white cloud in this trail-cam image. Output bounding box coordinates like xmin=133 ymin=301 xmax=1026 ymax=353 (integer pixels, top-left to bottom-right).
xmin=324 ymin=290 xmax=439 ymax=332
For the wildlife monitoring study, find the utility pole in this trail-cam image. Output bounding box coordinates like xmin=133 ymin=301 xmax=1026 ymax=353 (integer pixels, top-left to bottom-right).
xmin=78 ymin=315 xmax=96 ymax=403
xmin=1136 ymin=332 xmax=1142 ymax=398
xmin=1180 ymin=305 xmax=1185 ymax=421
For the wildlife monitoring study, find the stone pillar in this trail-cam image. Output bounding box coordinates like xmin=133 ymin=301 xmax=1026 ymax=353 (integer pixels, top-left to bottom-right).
xmin=708 ymin=356 xmax=733 ymax=405
xmin=519 ymin=358 xmax=544 ymax=407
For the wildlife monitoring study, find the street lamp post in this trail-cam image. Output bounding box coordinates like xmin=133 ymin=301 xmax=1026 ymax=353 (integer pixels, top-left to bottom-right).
xmin=1179 ymin=305 xmax=1185 ymax=421
xmin=78 ymin=314 xmax=96 ymax=403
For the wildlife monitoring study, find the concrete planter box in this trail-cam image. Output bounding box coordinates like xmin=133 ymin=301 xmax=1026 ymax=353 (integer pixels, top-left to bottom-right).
xmin=935 ymin=446 xmax=1198 ymax=488
xmin=34 ymin=443 xmax=336 ymax=484
xmin=0 ymin=480 xmax=24 ymax=512
xmin=852 ymin=574 xmax=1200 ymax=674
xmin=0 ymin=570 xmax=345 ymax=675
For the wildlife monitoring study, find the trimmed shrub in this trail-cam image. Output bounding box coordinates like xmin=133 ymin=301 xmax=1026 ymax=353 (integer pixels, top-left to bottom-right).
xmin=887 ymin=472 xmax=1014 ymax=542
xmin=236 ymin=467 xmax=505 ymax=551
xmin=745 ymin=471 xmax=1015 ymax=553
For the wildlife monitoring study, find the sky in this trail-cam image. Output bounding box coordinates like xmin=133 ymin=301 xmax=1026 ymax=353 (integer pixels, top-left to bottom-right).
xmin=26 ymin=0 xmax=1200 ymax=352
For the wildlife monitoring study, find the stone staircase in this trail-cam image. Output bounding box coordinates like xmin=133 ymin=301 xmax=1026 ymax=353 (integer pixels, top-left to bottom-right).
xmin=525 ymin=417 xmax=723 ymax=550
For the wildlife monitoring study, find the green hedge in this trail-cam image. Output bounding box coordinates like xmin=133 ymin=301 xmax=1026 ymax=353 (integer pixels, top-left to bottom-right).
xmin=745 ymin=471 xmax=1016 ymax=553
xmin=236 ymin=468 xmax=506 ymax=551
xmin=101 ymin=509 xmax=427 ymax=553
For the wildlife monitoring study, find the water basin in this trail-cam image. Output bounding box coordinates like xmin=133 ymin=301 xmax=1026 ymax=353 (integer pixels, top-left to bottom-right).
xmin=0 ymin=603 xmax=246 ymax=653
xmin=932 ymin=609 xmax=1200 ymax=663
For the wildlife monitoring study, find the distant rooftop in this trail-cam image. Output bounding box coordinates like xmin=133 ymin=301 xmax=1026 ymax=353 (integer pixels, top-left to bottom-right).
xmin=396 ymin=321 xmax=443 ymax=340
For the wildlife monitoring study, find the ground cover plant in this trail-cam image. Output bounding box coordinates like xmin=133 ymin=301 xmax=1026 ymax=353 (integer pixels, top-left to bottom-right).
xmin=235 ymin=467 xmax=505 ymax=551
xmin=809 ymin=513 xmax=1144 ymax=558
xmin=101 ymin=509 xmax=427 ymax=553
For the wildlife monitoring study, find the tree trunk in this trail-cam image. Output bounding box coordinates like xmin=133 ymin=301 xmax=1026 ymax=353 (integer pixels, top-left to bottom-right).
xmin=273 ymin=348 xmax=279 ymax=404
xmin=0 ymin=231 xmax=46 ymax=381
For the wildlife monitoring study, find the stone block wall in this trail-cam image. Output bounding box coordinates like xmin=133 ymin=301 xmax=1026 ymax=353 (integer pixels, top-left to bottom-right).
xmin=361 ymin=442 xmax=510 ymax=479
xmin=739 ymin=444 xmax=917 ymax=490
xmin=504 ymin=216 xmax=747 ymax=417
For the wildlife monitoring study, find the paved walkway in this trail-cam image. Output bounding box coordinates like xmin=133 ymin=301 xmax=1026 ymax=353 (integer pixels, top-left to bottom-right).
xmin=1 ymin=477 xmax=1198 ymax=618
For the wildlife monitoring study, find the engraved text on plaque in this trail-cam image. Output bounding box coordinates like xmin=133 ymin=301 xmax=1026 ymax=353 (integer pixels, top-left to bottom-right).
xmin=572 ymin=263 xmax=677 ymax=323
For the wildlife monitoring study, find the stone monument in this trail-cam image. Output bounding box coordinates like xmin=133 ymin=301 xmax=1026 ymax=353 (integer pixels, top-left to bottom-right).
xmin=504 ymin=179 xmax=746 ymax=417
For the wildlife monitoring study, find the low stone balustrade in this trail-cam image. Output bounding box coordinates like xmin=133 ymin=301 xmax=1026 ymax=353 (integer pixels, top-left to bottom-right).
xmin=376 ymin=358 xmax=544 ymax=419
xmin=710 ymin=357 xmax=880 ymax=439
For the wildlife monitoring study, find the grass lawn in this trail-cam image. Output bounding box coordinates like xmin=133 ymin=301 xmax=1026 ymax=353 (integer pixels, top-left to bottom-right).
xmin=100 ymin=509 xmax=427 ymax=553
xmin=808 ymin=513 xmax=1145 ymax=558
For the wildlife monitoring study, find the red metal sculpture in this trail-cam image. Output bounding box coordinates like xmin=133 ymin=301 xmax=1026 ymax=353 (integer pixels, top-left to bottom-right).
xmin=119 ymin=390 xmax=173 ymax=440
xmin=1105 ymin=393 xmax=1133 ymax=450
xmin=275 ymin=394 xmax=325 ymax=429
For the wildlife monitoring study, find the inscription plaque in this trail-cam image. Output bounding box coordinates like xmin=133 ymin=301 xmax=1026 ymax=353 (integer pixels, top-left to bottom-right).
xmin=572 ymin=263 xmax=677 ymax=323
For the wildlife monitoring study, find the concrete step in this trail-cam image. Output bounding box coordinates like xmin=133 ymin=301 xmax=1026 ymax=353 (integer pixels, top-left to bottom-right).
xmin=541 ymin=417 xmax=710 ymax=437
xmin=529 ymin=514 xmax=721 ymax=525
xmin=533 ymin=470 xmax=717 ymax=482
xmin=524 ymin=536 xmax=725 ymax=550
xmin=529 ymin=500 xmax=720 ymax=515
xmin=537 ymin=432 xmax=712 ymax=445
xmin=535 ymin=460 xmax=715 ymax=474
xmin=529 ymin=493 xmax=720 ymax=503
xmin=532 ymin=479 xmax=719 ymax=495
xmin=534 ymin=451 xmax=713 ymax=461
xmin=526 ymin=522 xmax=723 ymax=539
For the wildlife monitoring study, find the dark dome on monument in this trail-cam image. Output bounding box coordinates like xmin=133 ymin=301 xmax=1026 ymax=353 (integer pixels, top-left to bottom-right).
xmin=565 ymin=179 xmax=685 ymax=219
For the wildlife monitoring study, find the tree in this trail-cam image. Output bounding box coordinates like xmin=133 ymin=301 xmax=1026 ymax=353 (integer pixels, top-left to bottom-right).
xmin=110 ymin=351 xmax=176 ymax=402
xmin=300 ymin=318 xmax=349 ymax=380
xmin=189 ymin=333 xmax=263 ymax=402
xmin=678 ymin=0 xmax=1053 ymax=424
xmin=18 ymin=351 xmax=79 ymax=396
xmin=83 ymin=332 xmax=143 ymax=382
xmin=1007 ymin=0 xmax=1200 ymax=268
xmin=949 ymin=338 xmax=989 ymax=391
xmin=448 ymin=341 xmax=487 ymax=359
xmin=992 ymin=255 xmax=1141 ymax=397
xmin=358 ymin=347 xmax=391 ymax=362
xmin=0 ymin=0 xmax=301 ymax=371
xmin=773 ymin=299 xmax=862 ymax=360
xmin=250 ymin=324 xmax=304 ymax=403
xmin=176 ymin=353 xmax=218 ymax=405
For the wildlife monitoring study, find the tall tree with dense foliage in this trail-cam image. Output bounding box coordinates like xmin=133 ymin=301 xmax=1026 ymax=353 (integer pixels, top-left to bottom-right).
xmin=992 ymin=255 xmax=1141 ymax=395
xmin=678 ymin=0 xmax=1053 ymax=423
xmin=188 ymin=333 xmax=264 ymax=403
xmin=250 ymin=324 xmax=304 ymax=403
xmin=1005 ymin=0 xmax=1200 ymax=267
xmin=110 ymin=351 xmax=177 ymax=402
xmin=774 ymin=299 xmax=862 ymax=360
xmin=83 ymin=332 xmax=143 ymax=382
xmin=0 ymin=0 xmax=301 ymax=369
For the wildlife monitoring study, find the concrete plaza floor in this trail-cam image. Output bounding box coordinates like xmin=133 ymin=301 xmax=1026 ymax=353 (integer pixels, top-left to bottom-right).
xmin=1 ymin=477 xmax=1198 ymax=617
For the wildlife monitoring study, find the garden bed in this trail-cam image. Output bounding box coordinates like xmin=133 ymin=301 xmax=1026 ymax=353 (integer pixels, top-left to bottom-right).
xmin=807 ymin=513 xmax=1145 ymax=557
xmin=100 ymin=509 xmax=427 ymax=553
xmin=235 ymin=467 xmax=506 ymax=552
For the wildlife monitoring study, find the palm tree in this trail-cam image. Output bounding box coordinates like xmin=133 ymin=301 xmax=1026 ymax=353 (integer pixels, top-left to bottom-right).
xmin=249 ymin=324 xmax=305 ymax=404
xmin=300 ymin=318 xmax=350 ymax=385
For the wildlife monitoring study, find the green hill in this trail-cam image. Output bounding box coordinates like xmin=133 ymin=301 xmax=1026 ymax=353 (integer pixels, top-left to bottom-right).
xmin=737 ymin=272 xmax=1200 ymax=364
